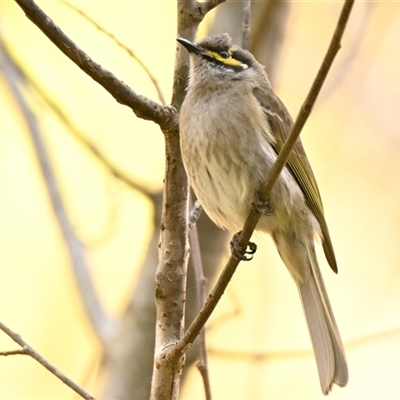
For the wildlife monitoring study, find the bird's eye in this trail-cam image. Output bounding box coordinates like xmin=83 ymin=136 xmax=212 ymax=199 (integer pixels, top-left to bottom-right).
xmin=219 ymin=50 xmax=230 ymax=59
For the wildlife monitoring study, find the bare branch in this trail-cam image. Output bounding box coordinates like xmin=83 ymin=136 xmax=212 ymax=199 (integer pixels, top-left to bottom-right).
xmin=0 ymin=349 xmax=27 ymax=356
xmin=63 ymin=2 xmax=167 ymax=106
xmin=170 ymin=0 xmax=355 ymax=359
xmin=189 ymin=199 xmax=211 ymax=399
xmin=0 ymin=321 xmax=96 ymax=400
xmin=242 ymin=0 xmax=251 ymax=50
xmin=1 ymin=40 xmax=154 ymax=197
xmin=151 ymin=0 xmax=227 ymax=398
xmin=199 ymin=0 xmax=226 ymax=15
xmin=172 ymin=0 xmax=225 ymax=108
xmin=100 ymin=191 xmax=228 ymax=399
xmin=0 ymin=40 xmax=117 ymax=346
xmin=249 ymin=0 xmax=290 ymax=84
xmin=260 ymin=0 xmax=355 ymax=202
xmin=13 ymin=0 xmax=176 ymax=130
xmin=150 ymin=129 xmax=189 ymax=400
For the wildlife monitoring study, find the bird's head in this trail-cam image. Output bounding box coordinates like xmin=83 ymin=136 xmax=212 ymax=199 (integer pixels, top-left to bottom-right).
xmin=177 ymin=34 xmax=264 ymax=86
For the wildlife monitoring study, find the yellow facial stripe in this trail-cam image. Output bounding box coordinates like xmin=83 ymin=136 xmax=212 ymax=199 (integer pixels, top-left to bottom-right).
xmin=206 ymin=50 xmax=247 ymax=69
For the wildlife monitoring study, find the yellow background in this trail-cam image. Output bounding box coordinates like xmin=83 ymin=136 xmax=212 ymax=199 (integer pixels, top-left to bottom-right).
xmin=1 ymin=1 xmax=400 ymax=399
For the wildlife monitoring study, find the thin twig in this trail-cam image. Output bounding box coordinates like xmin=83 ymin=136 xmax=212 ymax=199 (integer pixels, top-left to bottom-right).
xmin=0 ymin=349 xmax=27 ymax=356
xmin=63 ymin=2 xmax=166 ymax=106
xmin=189 ymin=199 xmax=212 ymax=400
xmin=242 ymin=0 xmax=251 ymax=50
xmin=2 ymin=42 xmax=153 ymax=197
xmin=13 ymin=0 xmax=176 ymax=131
xmin=0 ymin=321 xmax=96 ymax=400
xmin=0 ymin=40 xmax=117 ymax=346
xmin=209 ymin=325 xmax=400 ymax=361
xmin=170 ymin=0 xmax=355 ymax=359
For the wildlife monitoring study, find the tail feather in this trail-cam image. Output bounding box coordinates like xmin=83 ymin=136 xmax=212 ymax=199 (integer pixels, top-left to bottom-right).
xmin=298 ymin=243 xmax=348 ymax=394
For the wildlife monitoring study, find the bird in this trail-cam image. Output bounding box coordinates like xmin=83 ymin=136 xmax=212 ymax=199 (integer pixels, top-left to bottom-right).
xmin=177 ymin=33 xmax=348 ymax=394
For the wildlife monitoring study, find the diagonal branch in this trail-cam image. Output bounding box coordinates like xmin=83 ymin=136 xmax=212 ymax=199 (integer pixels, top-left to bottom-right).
xmin=13 ymin=0 xmax=177 ymax=131
xmin=238 ymin=0 xmax=356 ymax=248
xmin=170 ymin=0 xmax=355 ymax=360
xmin=62 ymin=2 xmax=167 ymax=106
xmin=0 ymin=321 xmax=96 ymax=400
xmin=16 ymin=55 xmax=153 ymax=195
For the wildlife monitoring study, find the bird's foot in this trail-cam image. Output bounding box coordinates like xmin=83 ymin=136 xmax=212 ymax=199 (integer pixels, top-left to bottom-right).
xmin=252 ymin=197 xmax=274 ymax=216
xmin=188 ymin=200 xmax=203 ymax=229
xmin=230 ymin=232 xmax=257 ymax=261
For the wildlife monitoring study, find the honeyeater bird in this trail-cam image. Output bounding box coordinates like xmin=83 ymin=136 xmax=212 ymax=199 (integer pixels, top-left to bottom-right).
xmin=177 ymin=33 xmax=348 ymax=394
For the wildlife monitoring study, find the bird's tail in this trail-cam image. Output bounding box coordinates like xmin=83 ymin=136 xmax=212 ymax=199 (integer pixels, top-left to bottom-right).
xmin=297 ymin=242 xmax=348 ymax=394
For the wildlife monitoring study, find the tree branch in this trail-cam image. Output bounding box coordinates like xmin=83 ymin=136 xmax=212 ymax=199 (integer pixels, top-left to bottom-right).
xmin=1 ymin=39 xmax=154 ymax=197
xmin=0 ymin=349 xmax=27 ymax=356
xmin=0 ymin=321 xmax=95 ymax=400
xmin=62 ymin=2 xmax=167 ymax=106
xmin=242 ymin=0 xmax=251 ymax=50
xmin=199 ymin=0 xmax=226 ymax=15
xmin=150 ymin=0 xmax=225 ymax=399
xmin=0 ymin=40 xmax=117 ymax=346
xmin=170 ymin=0 xmax=355 ymax=360
xmin=13 ymin=0 xmax=176 ymax=131
xmin=189 ymin=200 xmax=211 ymax=400
xmin=249 ymin=0 xmax=290 ymax=84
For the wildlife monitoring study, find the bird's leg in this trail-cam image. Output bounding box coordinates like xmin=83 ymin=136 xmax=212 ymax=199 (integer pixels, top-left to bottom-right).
xmin=252 ymin=196 xmax=274 ymax=216
xmin=230 ymin=232 xmax=257 ymax=261
xmin=188 ymin=200 xmax=203 ymax=229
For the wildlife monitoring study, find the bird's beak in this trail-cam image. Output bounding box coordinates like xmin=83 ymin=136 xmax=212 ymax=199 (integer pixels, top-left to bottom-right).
xmin=177 ymin=38 xmax=201 ymax=55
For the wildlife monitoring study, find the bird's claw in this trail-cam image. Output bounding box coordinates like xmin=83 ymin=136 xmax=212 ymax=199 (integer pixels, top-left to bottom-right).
xmin=230 ymin=232 xmax=257 ymax=261
xmin=253 ymin=197 xmax=274 ymax=216
xmin=188 ymin=200 xmax=203 ymax=229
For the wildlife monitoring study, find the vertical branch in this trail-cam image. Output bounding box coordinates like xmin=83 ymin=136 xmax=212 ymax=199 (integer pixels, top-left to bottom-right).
xmin=150 ymin=1 xmax=225 ymax=399
xmin=189 ymin=201 xmax=211 ymax=400
xmin=242 ymin=0 xmax=251 ymax=50
xmin=171 ymin=2 xmax=198 ymax=109
xmin=150 ymin=0 xmax=195 ymax=397
xmin=249 ymin=0 xmax=290 ymax=84
xmin=151 ymin=122 xmax=189 ymax=400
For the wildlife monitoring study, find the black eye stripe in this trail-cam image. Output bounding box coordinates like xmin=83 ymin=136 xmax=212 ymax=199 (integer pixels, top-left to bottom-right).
xmin=231 ymin=50 xmax=253 ymax=67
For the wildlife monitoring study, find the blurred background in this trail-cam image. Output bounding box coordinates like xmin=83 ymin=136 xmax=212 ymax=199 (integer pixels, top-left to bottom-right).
xmin=1 ymin=1 xmax=400 ymax=399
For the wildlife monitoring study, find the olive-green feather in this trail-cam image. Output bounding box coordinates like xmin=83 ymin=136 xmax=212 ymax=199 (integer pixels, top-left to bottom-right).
xmin=253 ymin=87 xmax=337 ymax=273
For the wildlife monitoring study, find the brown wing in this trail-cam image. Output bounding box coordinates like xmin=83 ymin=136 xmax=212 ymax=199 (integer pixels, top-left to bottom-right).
xmin=253 ymin=86 xmax=337 ymax=273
